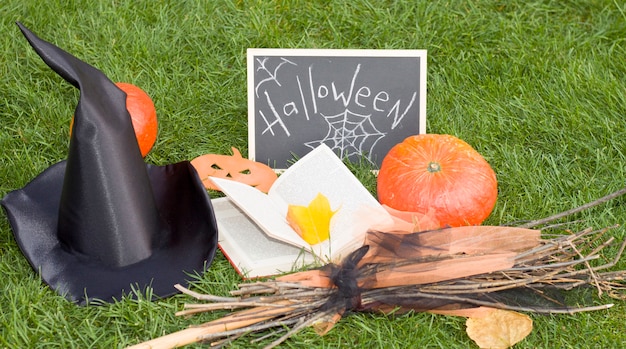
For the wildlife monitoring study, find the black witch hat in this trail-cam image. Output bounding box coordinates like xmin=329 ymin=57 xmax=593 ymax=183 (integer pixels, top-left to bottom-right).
xmin=1 ymin=23 xmax=219 ymax=305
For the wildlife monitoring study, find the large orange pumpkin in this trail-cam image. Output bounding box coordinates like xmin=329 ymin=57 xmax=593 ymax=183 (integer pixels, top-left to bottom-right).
xmin=377 ymin=134 xmax=498 ymax=227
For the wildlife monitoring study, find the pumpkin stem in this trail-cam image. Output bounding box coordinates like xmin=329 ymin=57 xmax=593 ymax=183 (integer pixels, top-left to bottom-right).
xmin=427 ymin=161 xmax=441 ymax=173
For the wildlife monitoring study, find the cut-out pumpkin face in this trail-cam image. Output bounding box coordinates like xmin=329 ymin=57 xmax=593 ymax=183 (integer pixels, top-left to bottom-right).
xmin=191 ymin=147 xmax=277 ymax=193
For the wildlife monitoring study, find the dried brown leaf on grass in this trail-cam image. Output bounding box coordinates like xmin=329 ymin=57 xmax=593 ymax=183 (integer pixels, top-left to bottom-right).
xmin=466 ymin=308 xmax=533 ymax=349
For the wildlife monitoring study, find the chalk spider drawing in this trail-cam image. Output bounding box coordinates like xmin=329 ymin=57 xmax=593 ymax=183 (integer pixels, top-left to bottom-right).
xmin=255 ymin=57 xmax=298 ymax=137
xmin=254 ymin=57 xmax=297 ymax=98
xmin=305 ymin=109 xmax=386 ymax=163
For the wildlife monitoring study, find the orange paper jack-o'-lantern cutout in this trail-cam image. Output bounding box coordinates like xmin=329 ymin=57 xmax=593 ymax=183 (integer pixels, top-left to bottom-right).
xmin=191 ymin=147 xmax=277 ymax=193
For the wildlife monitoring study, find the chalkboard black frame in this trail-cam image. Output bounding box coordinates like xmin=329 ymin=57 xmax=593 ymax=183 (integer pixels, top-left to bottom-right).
xmin=247 ymin=48 xmax=427 ymax=170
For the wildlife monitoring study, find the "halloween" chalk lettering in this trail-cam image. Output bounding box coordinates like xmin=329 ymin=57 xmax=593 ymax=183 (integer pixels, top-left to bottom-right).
xmin=258 ymin=61 xmax=416 ymax=136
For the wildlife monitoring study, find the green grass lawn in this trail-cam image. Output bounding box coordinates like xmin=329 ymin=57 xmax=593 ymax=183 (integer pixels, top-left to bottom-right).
xmin=2 ymin=0 xmax=626 ymax=347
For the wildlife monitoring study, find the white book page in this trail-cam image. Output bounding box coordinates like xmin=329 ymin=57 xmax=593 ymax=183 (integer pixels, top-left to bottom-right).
xmin=268 ymin=144 xmax=393 ymax=260
xmin=210 ymin=177 xmax=310 ymax=249
xmin=212 ymin=197 xmax=315 ymax=278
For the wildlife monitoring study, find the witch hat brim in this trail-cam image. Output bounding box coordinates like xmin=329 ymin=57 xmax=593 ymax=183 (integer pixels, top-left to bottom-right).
xmin=1 ymin=23 xmax=218 ymax=305
xmin=2 ymin=161 xmax=218 ymax=304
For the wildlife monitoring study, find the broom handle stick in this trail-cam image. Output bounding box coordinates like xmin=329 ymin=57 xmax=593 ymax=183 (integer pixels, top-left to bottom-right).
xmin=125 ymin=303 xmax=294 ymax=349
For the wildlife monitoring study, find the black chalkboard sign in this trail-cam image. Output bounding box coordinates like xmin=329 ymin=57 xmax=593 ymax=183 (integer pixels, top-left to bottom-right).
xmin=247 ymin=48 xmax=427 ymax=170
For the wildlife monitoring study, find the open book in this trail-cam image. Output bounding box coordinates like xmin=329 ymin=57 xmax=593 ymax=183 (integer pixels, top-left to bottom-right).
xmin=211 ymin=144 xmax=393 ymax=278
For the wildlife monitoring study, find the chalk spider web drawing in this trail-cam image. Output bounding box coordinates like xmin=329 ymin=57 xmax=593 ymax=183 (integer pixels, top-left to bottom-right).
xmin=305 ymin=109 xmax=386 ymax=163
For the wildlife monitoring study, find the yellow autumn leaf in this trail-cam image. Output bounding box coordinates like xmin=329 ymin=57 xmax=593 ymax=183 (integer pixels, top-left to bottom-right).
xmin=286 ymin=193 xmax=337 ymax=245
xmin=466 ymin=308 xmax=533 ymax=349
